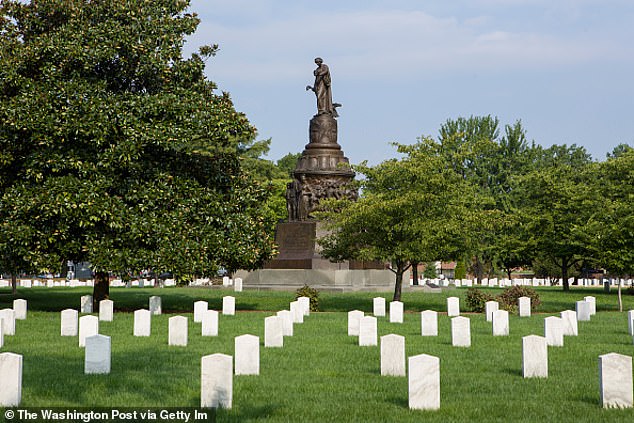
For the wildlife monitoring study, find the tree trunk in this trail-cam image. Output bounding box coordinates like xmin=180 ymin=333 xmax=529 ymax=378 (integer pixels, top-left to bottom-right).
xmin=411 ymin=261 xmax=419 ymax=286
xmin=506 ymin=267 xmax=512 ymax=280
xmin=561 ymin=257 xmax=570 ymax=292
xmin=11 ymin=274 xmax=17 ymax=295
xmin=92 ymin=271 xmax=110 ymax=310
xmin=392 ymin=267 xmax=404 ymax=302
xmin=617 ymin=278 xmax=622 ymax=312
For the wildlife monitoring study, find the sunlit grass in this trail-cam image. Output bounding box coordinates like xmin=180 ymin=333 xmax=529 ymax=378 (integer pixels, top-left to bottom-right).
xmin=1 ymin=287 xmax=633 ymax=422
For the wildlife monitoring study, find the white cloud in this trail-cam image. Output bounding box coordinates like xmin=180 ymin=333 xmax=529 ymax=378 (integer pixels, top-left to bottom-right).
xmin=186 ymin=8 xmax=614 ymax=84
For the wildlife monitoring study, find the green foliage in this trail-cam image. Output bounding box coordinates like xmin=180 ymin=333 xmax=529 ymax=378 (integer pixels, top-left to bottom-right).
xmin=0 ymin=0 xmax=276 ymax=281
xmin=295 ymin=284 xmax=320 ymax=312
xmin=466 ymin=286 xmax=541 ymax=313
xmin=454 ymin=260 xmax=467 ymax=280
xmin=464 ymin=288 xmax=495 ymax=312
xmin=496 ymin=285 xmax=541 ymax=313
xmin=423 ymin=262 xmax=438 ymax=279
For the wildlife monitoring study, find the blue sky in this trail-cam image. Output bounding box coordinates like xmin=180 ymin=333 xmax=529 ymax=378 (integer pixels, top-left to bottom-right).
xmin=184 ymin=0 xmax=634 ymax=164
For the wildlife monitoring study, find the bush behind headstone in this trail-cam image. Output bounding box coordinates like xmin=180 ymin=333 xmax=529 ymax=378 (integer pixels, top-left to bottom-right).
xmin=295 ymin=285 xmax=320 ymax=312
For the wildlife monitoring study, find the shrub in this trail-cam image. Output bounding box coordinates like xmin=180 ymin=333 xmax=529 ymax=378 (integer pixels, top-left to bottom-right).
xmin=295 ymin=285 xmax=320 ymax=312
xmin=496 ymin=285 xmax=541 ymax=313
xmin=465 ymin=288 xmax=495 ymax=312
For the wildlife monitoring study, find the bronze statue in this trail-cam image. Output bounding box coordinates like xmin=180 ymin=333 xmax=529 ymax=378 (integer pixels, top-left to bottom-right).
xmin=306 ymin=57 xmax=340 ymax=117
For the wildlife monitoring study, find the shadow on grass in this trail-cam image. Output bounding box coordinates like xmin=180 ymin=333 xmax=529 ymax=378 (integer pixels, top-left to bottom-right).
xmin=503 ymin=368 xmax=523 ymax=378
xmin=386 ymin=395 xmax=409 ymax=408
xmin=219 ymin=404 xmax=279 ymax=421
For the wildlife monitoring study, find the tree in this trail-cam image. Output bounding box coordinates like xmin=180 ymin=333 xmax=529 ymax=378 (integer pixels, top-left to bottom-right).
xmin=512 ymin=144 xmax=596 ymax=291
xmin=0 ymin=0 xmax=276 ymax=304
xmin=319 ymin=138 xmax=487 ymax=301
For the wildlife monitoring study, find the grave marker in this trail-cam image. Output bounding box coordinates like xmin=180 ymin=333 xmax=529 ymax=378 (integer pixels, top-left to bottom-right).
xmin=373 ymin=297 xmax=386 ymax=317
xmin=168 ymin=316 xmax=188 ymax=346
xmin=0 ymin=352 xmax=22 ymax=406
xmin=133 ymin=309 xmax=151 ymax=337
xmin=277 ymin=310 xmax=294 ymax=337
xmin=451 ymin=316 xmax=471 ymax=347
xmin=194 ymin=301 xmax=208 ymax=323
xmin=485 ymin=301 xmax=499 ymax=322
xmin=544 ymin=316 xmax=564 ymax=347
xmin=389 ymin=301 xmax=403 ymax=323
xmin=518 ymin=297 xmax=531 ymax=317
xmin=359 ymin=316 xmax=378 ymax=346
xmin=408 ymin=354 xmax=440 ymax=410
xmin=264 ymin=316 xmax=283 ymax=348
xmin=202 ymin=310 xmax=219 ymax=337
xmin=421 ymin=310 xmax=438 ymax=336
xmin=447 ymin=297 xmax=460 ymax=317
xmin=84 ymin=335 xmax=111 ymax=374
xmin=584 ymin=296 xmax=596 ymax=315
xmin=560 ymin=310 xmax=578 ymax=336
xmin=60 ymin=309 xmax=78 ymax=336
xmin=599 ymin=353 xmax=633 ymax=408
xmin=222 ymin=296 xmax=235 ymax=316
xmin=149 ymin=296 xmax=162 ymax=315
xmin=492 ymin=310 xmax=509 ymax=336
xmin=235 ymin=335 xmax=259 ymax=375
xmin=99 ymin=299 xmax=114 ymax=322
xmin=0 ymin=309 xmax=15 ymax=336
xmin=201 ymin=354 xmax=233 ymax=409
xmin=290 ymin=301 xmax=304 ymax=324
xmin=381 ymin=334 xmax=405 ymax=376
xmin=576 ymin=301 xmax=592 ymax=322
xmin=348 ymin=310 xmax=364 ymax=336
xmin=78 ymin=315 xmax=99 ymax=347
xmin=522 ymin=335 xmax=548 ymax=378
xmin=13 ymin=299 xmax=27 ymax=320
xmin=80 ymin=295 xmax=93 ymax=313
xmin=297 ymin=297 xmax=311 ymax=316
xmin=234 ymin=278 xmax=243 ymax=293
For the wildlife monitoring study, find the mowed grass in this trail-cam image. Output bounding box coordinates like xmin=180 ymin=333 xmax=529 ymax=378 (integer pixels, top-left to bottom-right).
xmin=0 ymin=286 xmax=633 ymax=422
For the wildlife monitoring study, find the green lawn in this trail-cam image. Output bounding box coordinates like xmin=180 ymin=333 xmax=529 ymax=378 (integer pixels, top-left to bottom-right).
xmin=1 ymin=287 xmax=633 ymax=422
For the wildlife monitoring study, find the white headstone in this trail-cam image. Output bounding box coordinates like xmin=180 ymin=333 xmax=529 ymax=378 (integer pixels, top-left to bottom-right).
xmin=235 ymin=334 xmax=259 ymax=375
xmin=492 ymin=310 xmax=509 ymax=336
xmin=599 ymin=353 xmax=633 ymax=409
xmin=0 ymin=325 xmax=3 ymax=349
xmin=80 ymin=295 xmax=93 ymax=313
xmin=421 ymin=310 xmax=438 ymax=336
xmin=290 ymin=301 xmax=304 ymax=324
xmin=133 ymin=309 xmax=151 ymax=337
xmin=84 ymin=334 xmax=111 ymax=374
xmin=451 ymin=316 xmax=471 ymax=347
xmin=0 ymin=352 xmax=22 ymax=406
xmin=149 ymin=296 xmax=162 ymax=315
xmin=234 ymin=277 xmax=243 ymax=293
xmin=60 ymin=309 xmax=78 ymax=336
xmin=202 ymin=310 xmax=219 ymax=337
xmin=560 ymin=310 xmax=578 ymax=336
xmin=168 ymin=316 xmax=188 ymax=346
xmin=201 ymin=353 xmax=233 ymax=409
xmin=447 ymin=297 xmax=460 ymax=317
xmin=222 ymin=296 xmax=235 ymax=316
xmin=78 ymin=315 xmax=99 ymax=347
xmin=222 ymin=276 xmax=230 ymax=287
xmin=522 ymin=335 xmax=548 ymax=378
xmin=99 ymin=299 xmax=113 ymax=322
xmin=194 ymin=301 xmax=208 ymax=323
xmin=381 ymin=334 xmax=406 ymax=376
xmin=518 ymin=297 xmax=531 ymax=317
xmin=628 ymin=310 xmax=634 ymax=337
xmin=0 ymin=309 xmax=15 ymax=336
xmin=297 ymin=297 xmax=310 ymax=316
xmin=264 ymin=316 xmax=283 ymax=347
xmin=485 ymin=301 xmax=499 ymax=322
xmin=277 ymin=310 xmax=293 ymax=336
xmin=373 ymin=297 xmax=386 ymax=317
xmin=544 ymin=316 xmax=564 ymax=347
xmin=348 ymin=310 xmax=364 ymax=336
xmin=576 ymin=301 xmax=592 ymax=322
xmin=584 ymin=296 xmax=596 ymax=315
xmin=389 ymin=301 xmax=403 ymax=323
xmin=13 ymin=299 xmax=27 ymax=320
xmin=408 ymin=354 xmax=440 ymax=410
xmin=359 ymin=316 xmax=378 ymax=346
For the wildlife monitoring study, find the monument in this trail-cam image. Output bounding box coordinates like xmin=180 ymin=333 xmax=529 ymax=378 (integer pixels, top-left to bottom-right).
xmin=239 ymin=58 xmax=403 ymax=291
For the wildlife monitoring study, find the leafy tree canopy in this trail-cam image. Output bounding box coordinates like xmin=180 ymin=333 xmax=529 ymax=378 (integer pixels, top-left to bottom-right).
xmin=0 ymin=0 xmax=276 ymax=297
